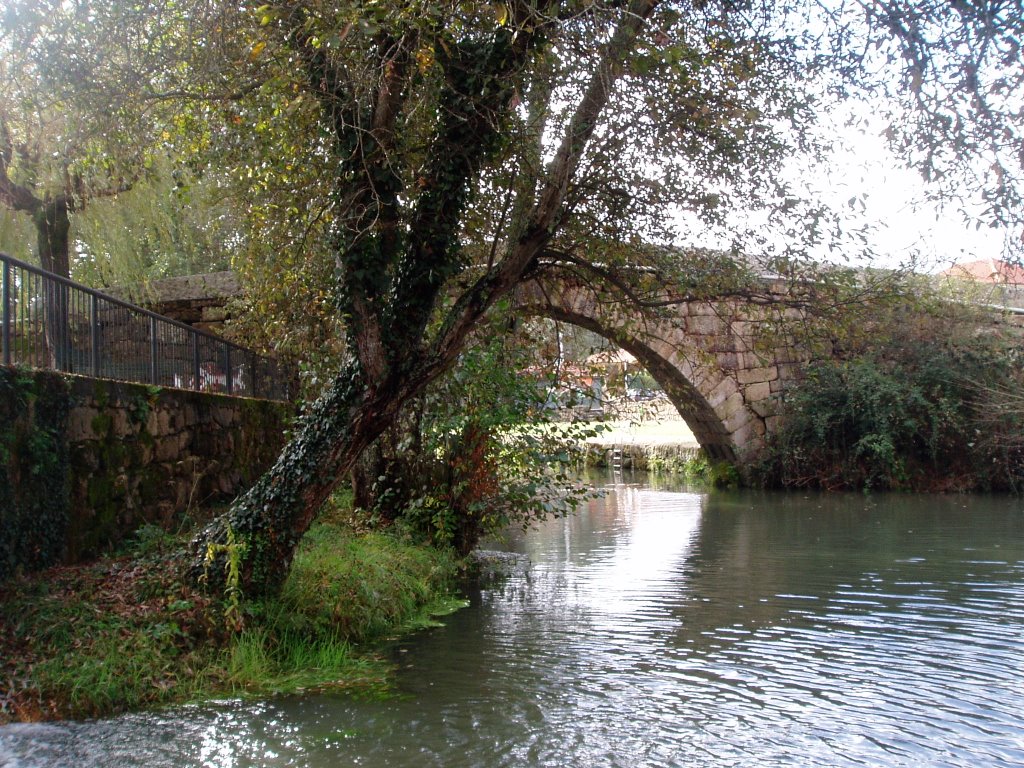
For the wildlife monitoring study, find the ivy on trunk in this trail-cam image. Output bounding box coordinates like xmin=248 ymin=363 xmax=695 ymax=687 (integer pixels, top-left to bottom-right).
xmin=190 ymin=0 xmax=660 ymax=596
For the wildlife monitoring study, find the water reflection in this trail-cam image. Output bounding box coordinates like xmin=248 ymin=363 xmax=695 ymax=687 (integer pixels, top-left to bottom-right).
xmin=2 ymin=482 xmax=1023 ymax=767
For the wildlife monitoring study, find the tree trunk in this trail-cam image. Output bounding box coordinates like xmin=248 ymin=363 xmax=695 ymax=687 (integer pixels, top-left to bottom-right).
xmin=34 ymin=197 xmax=71 ymax=278
xmin=188 ymin=361 xmax=417 ymax=596
xmin=34 ymin=198 xmax=72 ymax=370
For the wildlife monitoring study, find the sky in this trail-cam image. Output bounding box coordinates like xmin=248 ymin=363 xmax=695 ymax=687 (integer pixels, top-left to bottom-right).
xmin=674 ymin=115 xmax=1016 ymax=275
xmin=807 ymin=119 xmax=1010 ymax=273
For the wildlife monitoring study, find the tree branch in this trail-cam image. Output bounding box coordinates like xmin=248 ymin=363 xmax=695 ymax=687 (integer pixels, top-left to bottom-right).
xmin=386 ymin=15 xmax=549 ymax=355
xmin=291 ymin=9 xmax=417 ymax=383
xmin=430 ymin=0 xmax=660 ymax=370
xmin=0 ymin=117 xmax=41 ymax=214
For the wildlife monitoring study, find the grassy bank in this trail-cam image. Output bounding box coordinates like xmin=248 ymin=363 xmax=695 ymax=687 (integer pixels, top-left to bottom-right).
xmin=0 ymin=503 xmax=461 ymax=723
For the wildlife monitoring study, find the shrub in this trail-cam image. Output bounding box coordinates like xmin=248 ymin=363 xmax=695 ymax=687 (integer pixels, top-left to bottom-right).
xmin=757 ymin=306 xmax=1024 ymax=492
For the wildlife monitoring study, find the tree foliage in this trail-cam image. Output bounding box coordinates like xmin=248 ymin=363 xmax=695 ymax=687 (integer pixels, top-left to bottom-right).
xmin=0 ymin=0 xmax=252 ymax=276
xmin=353 ymin=312 xmax=602 ymax=554
xmin=73 ymin=157 xmax=239 ymax=294
xmin=5 ymin=0 xmax=1023 ymax=594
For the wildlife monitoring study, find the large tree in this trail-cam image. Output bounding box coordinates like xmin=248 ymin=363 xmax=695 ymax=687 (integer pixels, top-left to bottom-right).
xmin=176 ymin=0 xmax=1023 ymax=596
xmin=0 ymin=0 xmax=251 ymax=276
xmin=7 ymin=1 xmax=1019 ymax=594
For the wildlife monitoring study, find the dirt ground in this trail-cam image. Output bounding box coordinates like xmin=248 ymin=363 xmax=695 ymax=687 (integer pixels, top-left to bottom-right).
xmin=587 ymin=417 xmax=698 ymax=447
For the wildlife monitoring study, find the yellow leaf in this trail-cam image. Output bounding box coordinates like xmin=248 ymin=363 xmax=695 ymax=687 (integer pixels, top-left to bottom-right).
xmin=415 ymin=46 xmax=435 ymax=74
xmin=250 ymin=40 xmax=267 ymax=59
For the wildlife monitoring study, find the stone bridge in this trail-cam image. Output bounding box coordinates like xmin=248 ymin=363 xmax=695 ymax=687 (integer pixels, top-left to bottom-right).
xmin=138 ymin=269 xmax=1024 ymax=467
xmin=515 ymin=276 xmax=810 ymax=463
xmin=517 ymin=273 xmax=1024 ymax=464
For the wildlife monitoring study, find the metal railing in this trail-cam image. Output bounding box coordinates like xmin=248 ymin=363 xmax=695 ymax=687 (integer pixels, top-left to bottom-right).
xmin=1 ymin=252 xmax=289 ymax=401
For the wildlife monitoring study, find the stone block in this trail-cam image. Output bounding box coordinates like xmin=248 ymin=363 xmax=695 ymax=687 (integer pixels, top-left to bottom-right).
xmin=68 ymin=407 xmax=99 ymax=441
xmin=743 ymin=381 xmax=772 ymax=403
xmin=775 ymin=362 xmax=802 ymax=381
xmin=714 ymin=352 xmax=739 ymax=371
xmin=723 ymin=404 xmax=751 ymax=434
xmin=749 ymin=393 xmax=780 ymax=418
xmin=707 ymin=377 xmax=738 ymax=408
xmin=686 ymin=314 xmax=725 ymax=336
xmin=737 ymin=366 xmax=778 ymax=385
xmin=168 ymin=409 xmax=185 ymax=432
xmin=155 ymin=436 xmax=181 ymax=463
xmin=212 ymin=406 xmax=236 ymax=429
xmin=112 ymin=409 xmax=133 ymax=437
xmin=740 ymin=350 xmax=773 ymax=368
xmin=729 ymin=420 xmax=764 ymax=449
xmin=648 ymin=339 xmax=680 ymax=362
xmin=707 ymin=335 xmax=741 ymax=354
xmin=729 ymin=320 xmax=754 ymax=337
xmin=718 ymin=391 xmax=745 ymax=422
xmin=155 ymin=409 xmax=172 ymax=435
xmin=772 ymin=346 xmax=805 ymax=365
xmin=201 ymin=306 xmax=229 ymax=322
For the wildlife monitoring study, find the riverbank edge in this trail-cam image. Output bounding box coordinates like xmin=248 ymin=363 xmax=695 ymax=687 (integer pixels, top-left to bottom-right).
xmin=581 ymin=440 xmax=742 ymax=487
xmin=0 ymin=505 xmax=462 ymax=724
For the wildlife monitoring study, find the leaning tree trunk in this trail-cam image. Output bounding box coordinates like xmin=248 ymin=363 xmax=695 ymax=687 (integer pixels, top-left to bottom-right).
xmin=187 ymin=360 xmax=421 ymax=596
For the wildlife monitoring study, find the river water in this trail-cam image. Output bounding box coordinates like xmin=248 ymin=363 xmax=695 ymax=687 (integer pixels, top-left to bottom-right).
xmin=3 ymin=479 xmax=1024 ymax=767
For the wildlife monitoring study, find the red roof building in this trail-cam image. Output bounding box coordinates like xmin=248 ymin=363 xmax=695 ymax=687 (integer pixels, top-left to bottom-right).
xmin=940 ymin=258 xmax=1024 ymax=285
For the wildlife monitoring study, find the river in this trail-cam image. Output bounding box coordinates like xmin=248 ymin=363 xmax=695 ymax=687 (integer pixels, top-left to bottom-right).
xmin=2 ymin=478 xmax=1023 ymax=767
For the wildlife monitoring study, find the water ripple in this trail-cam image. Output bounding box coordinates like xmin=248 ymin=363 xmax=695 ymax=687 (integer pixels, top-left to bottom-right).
xmin=3 ymin=488 xmax=1024 ymax=767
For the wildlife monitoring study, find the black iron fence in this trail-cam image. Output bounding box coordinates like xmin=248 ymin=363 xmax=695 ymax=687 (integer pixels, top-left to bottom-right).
xmin=1 ymin=252 xmax=288 ymax=401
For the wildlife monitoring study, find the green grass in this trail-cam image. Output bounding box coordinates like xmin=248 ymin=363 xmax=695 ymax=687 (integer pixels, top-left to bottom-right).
xmin=272 ymin=524 xmax=460 ymax=640
xmin=226 ymin=628 xmax=380 ymax=695
xmin=0 ymin=501 xmax=462 ymax=722
xmin=223 ymin=515 xmax=462 ymax=698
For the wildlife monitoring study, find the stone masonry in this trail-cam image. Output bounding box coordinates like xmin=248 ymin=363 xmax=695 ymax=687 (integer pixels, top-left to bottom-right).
xmin=517 ymin=276 xmax=816 ymax=464
xmin=2 ymin=369 xmax=290 ymax=568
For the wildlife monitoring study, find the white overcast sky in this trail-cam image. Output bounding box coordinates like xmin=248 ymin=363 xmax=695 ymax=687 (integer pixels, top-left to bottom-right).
xmin=665 ymin=109 xmax=1013 ymax=275
xmin=805 ymin=119 xmax=1009 ymax=273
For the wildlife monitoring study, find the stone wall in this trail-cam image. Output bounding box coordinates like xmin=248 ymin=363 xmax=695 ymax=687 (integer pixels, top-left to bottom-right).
xmin=107 ymin=271 xmax=241 ymax=335
xmin=0 ymin=368 xmax=291 ymax=578
xmin=145 ymin=272 xmax=241 ymax=335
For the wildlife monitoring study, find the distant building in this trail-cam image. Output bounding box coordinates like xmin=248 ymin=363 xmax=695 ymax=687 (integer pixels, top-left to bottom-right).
xmin=940 ymin=258 xmax=1024 ymax=285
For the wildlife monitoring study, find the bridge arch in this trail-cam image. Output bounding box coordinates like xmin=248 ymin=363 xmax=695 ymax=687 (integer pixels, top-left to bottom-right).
xmin=517 ymin=278 xmax=805 ymax=463
xmin=536 ymin=305 xmax=739 ymax=461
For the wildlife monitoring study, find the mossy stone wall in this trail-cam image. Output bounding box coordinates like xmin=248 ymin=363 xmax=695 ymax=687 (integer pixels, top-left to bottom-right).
xmin=0 ymin=368 xmax=71 ymax=581
xmin=0 ymin=368 xmax=291 ymax=578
